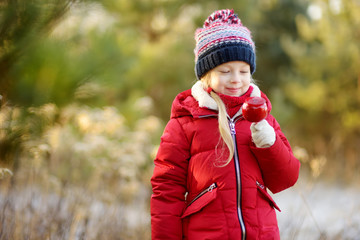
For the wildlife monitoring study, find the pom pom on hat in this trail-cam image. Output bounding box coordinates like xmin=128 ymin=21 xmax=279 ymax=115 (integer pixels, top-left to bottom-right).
xmin=203 ymin=9 xmax=242 ymax=27
xmin=194 ymin=9 xmax=256 ymax=79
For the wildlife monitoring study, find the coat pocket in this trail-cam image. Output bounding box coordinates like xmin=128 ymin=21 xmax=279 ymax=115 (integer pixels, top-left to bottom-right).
xmin=181 ymin=183 xmax=217 ymax=218
xmin=256 ymin=181 xmax=281 ymax=212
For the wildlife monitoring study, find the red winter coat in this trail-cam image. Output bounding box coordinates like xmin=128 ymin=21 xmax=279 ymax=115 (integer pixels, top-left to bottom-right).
xmin=151 ymin=82 xmax=300 ymax=240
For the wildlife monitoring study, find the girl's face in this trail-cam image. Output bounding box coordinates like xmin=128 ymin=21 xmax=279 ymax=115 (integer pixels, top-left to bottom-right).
xmin=209 ymin=61 xmax=251 ymax=97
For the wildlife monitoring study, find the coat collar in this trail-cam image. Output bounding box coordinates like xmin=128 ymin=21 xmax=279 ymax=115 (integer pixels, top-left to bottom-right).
xmin=191 ymin=81 xmax=261 ymax=111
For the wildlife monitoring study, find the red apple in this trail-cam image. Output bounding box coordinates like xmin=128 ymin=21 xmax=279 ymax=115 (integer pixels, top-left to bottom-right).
xmin=242 ymin=97 xmax=268 ymax=122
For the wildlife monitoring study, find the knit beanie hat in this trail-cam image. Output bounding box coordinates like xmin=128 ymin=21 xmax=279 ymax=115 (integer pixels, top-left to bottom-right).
xmin=194 ymin=9 xmax=256 ymax=80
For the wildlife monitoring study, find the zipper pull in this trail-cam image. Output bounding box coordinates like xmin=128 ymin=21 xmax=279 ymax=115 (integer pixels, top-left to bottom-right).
xmin=208 ymin=183 xmax=217 ymax=192
xmin=256 ymin=181 xmax=265 ymax=189
xmin=229 ymin=121 xmax=236 ymax=135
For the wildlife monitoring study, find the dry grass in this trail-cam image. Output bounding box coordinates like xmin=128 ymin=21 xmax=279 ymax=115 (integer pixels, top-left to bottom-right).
xmin=0 ymin=177 xmax=151 ymax=240
xmin=0 ymin=102 xmax=160 ymax=240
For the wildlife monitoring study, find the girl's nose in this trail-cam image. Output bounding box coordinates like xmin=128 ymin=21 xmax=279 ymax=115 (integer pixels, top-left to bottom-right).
xmin=230 ymin=72 xmax=242 ymax=83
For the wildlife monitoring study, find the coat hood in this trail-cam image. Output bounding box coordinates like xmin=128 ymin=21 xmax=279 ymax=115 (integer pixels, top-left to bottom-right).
xmin=170 ymin=81 xmax=272 ymax=118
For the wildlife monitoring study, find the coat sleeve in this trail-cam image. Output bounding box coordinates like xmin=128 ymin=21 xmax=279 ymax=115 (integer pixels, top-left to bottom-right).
xmin=250 ymin=116 xmax=300 ymax=194
xmin=150 ymin=118 xmax=190 ymax=239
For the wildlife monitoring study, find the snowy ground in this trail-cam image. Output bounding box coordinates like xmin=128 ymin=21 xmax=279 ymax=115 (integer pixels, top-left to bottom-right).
xmin=274 ymin=172 xmax=360 ymax=240
xmin=1 ymin=171 xmax=360 ymax=239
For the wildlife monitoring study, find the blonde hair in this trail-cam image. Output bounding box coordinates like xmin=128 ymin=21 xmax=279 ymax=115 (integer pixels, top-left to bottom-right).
xmin=201 ymin=73 xmax=234 ymax=166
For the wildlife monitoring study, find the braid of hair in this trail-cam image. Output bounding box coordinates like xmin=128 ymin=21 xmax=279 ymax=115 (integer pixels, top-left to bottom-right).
xmin=201 ymin=73 xmax=234 ymax=166
xmin=210 ymin=91 xmax=234 ymax=166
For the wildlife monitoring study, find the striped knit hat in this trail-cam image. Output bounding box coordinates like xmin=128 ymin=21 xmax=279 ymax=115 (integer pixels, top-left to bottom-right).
xmin=194 ymin=9 xmax=256 ymax=79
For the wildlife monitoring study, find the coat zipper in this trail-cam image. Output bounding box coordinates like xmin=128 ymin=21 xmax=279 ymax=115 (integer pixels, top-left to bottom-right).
xmin=198 ymin=114 xmax=218 ymax=118
xmin=229 ymin=117 xmax=246 ymax=240
xmin=187 ymin=183 xmax=217 ymax=206
xmin=198 ymin=112 xmax=246 ymax=239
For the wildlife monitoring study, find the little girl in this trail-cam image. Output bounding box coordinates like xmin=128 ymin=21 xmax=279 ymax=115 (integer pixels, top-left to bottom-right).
xmin=151 ymin=9 xmax=300 ymax=240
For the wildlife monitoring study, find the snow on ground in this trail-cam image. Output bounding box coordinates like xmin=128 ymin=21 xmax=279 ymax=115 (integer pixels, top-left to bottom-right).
xmin=274 ymin=172 xmax=360 ymax=240
xmin=2 ymin=170 xmax=360 ymax=239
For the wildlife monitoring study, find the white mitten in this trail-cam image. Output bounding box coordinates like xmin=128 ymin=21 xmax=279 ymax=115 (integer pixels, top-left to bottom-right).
xmin=250 ymin=119 xmax=276 ymax=148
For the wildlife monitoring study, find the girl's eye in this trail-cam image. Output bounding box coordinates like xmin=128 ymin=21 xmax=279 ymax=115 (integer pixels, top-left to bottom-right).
xmin=219 ymin=70 xmax=230 ymax=73
xmin=240 ymin=71 xmax=249 ymax=74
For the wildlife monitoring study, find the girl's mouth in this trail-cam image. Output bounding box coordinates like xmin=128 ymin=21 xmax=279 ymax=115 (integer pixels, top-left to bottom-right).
xmin=227 ymin=88 xmax=240 ymax=93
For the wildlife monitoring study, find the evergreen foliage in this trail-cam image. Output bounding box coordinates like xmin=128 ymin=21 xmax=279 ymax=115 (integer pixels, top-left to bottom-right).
xmin=0 ymin=0 xmax=359 ymax=180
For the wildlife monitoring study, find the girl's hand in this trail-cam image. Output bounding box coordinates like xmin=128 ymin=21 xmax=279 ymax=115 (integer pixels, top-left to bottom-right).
xmin=250 ymin=119 xmax=276 ymax=148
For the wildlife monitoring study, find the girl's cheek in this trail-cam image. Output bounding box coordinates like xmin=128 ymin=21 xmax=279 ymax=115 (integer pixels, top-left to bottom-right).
xmin=218 ymin=76 xmax=228 ymax=83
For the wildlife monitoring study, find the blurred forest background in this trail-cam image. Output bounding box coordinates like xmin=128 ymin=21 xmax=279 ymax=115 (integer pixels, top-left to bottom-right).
xmin=0 ymin=0 xmax=359 ymax=239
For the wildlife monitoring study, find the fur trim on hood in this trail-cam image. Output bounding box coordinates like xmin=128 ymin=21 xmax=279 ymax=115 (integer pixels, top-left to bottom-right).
xmin=191 ymin=81 xmax=261 ymax=111
xmin=170 ymin=81 xmax=269 ymax=119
